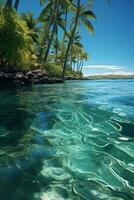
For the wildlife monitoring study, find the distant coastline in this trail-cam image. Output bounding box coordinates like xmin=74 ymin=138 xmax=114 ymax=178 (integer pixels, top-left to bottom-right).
xmin=83 ymin=74 xmax=134 ymax=80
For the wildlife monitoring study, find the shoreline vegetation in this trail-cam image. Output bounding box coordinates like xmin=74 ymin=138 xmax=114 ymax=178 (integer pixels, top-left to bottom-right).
xmin=0 ymin=0 xmax=96 ymax=86
xmin=0 ymin=69 xmax=133 ymax=88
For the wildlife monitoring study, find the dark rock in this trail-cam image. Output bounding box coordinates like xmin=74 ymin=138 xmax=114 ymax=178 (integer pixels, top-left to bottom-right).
xmin=33 ymin=79 xmax=40 ymax=84
xmin=26 ymin=71 xmax=33 ymax=79
xmin=3 ymin=73 xmax=8 ymax=78
xmin=32 ymin=69 xmax=42 ymax=74
xmin=8 ymin=73 xmax=15 ymax=80
xmin=15 ymin=73 xmax=23 ymax=79
xmin=0 ymin=70 xmax=64 ymax=86
xmin=48 ymin=77 xmax=63 ymax=84
xmin=38 ymin=73 xmax=44 ymax=78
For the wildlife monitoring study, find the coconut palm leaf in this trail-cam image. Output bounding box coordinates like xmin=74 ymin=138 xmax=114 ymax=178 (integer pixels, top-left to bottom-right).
xmin=39 ymin=1 xmax=53 ymax=21
xmin=81 ymin=17 xmax=94 ymax=33
xmin=82 ymin=10 xmax=96 ymax=20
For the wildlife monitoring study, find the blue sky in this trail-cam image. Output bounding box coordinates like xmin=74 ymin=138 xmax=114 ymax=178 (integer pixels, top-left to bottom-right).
xmin=81 ymin=0 xmax=134 ymax=75
xmin=18 ymin=0 xmax=134 ymax=75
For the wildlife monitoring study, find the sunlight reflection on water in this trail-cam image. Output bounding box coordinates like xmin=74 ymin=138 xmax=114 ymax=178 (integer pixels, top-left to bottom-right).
xmin=0 ymin=80 xmax=134 ymax=200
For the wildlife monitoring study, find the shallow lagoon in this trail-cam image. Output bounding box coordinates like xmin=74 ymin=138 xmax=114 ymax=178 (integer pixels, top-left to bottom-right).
xmin=0 ymin=80 xmax=134 ymax=200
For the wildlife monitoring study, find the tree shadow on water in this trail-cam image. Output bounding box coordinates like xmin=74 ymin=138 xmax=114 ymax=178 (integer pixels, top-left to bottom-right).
xmin=0 ymin=89 xmax=45 ymax=200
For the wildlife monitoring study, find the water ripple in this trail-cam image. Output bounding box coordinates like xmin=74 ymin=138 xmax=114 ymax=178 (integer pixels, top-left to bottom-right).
xmin=0 ymin=80 xmax=134 ymax=200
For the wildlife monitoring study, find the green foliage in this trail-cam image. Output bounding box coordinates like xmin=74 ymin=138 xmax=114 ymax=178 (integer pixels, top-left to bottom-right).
xmin=21 ymin=11 xmax=39 ymax=43
xmin=0 ymin=0 xmax=97 ymax=79
xmin=44 ymin=62 xmax=62 ymax=77
xmin=0 ymin=7 xmax=37 ymax=71
xmin=43 ymin=62 xmax=82 ymax=78
xmin=65 ymin=69 xmax=82 ymax=78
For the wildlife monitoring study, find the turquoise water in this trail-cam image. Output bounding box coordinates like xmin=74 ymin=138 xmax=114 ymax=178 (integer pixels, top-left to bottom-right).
xmin=0 ymin=80 xmax=134 ymax=200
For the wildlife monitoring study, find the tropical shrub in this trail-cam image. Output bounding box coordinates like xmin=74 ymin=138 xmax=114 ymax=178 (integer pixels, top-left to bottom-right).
xmin=0 ymin=7 xmax=37 ymax=71
xmin=44 ymin=62 xmax=62 ymax=77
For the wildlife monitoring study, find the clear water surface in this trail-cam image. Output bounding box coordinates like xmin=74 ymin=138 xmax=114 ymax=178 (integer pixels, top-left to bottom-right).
xmin=0 ymin=80 xmax=134 ymax=200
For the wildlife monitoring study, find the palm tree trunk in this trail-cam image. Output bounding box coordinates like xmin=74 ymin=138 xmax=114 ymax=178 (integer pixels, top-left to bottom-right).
xmin=76 ymin=59 xmax=80 ymax=72
xmin=61 ymin=8 xmax=68 ymax=65
xmin=70 ymin=48 xmax=73 ymax=71
xmin=62 ymin=8 xmax=68 ymax=43
xmin=44 ymin=0 xmax=59 ymax=62
xmin=39 ymin=9 xmax=54 ymax=58
xmin=78 ymin=59 xmax=82 ymax=72
xmin=14 ymin=0 xmax=20 ymax=10
xmin=6 ymin=0 xmax=12 ymax=8
xmin=80 ymin=59 xmax=84 ymax=73
xmin=62 ymin=0 xmax=80 ymax=80
xmin=55 ymin=34 xmax=58 ymax=62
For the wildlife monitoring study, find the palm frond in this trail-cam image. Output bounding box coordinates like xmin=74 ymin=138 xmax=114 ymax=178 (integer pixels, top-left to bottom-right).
xmin=39 ymin=1 xmax=53 ymax=21
xmin=82 ymin=10 xmax=97 ymax=20
xmin=81 ymin=17 xmax=94 ymax=33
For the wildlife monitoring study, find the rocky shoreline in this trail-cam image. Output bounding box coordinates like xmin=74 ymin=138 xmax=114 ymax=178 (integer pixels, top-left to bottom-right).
xmin=0 ymin=70 xmax=64 ymax=86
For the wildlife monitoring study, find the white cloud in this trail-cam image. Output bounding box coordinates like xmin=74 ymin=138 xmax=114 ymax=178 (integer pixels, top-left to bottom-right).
xmin=84 ymin=71 xmax=134 ymax=77
xmin=83 ymin=65 xmax=125 ymax=70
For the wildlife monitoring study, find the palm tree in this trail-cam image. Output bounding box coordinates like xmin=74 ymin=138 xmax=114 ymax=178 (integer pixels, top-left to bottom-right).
xmin=38 ymin=2 xmax=53 ymax=58
xmin=1 ymin=0 xmax=20 ymax=9
xmin=62 ymin=0 xmax=80 ymax=79
xmin=67 ymin=32 xmax=83 ymax=71
xmin=62 ymin=0 xmax=96 ymax=80
xmin=43 ymin=0 xmax=60 ymax=62
xmin=61 ymin=0 xmax=74 ymax=43
xmin=21 ymin=11 xmax=39 ymax=43
xmin=39 ymin=5 xmax=65 ymax=61
xmin=79 ymin=51 xmax=89 ymax=73
xmin=40 ymin=0 xmax=74 ymax=62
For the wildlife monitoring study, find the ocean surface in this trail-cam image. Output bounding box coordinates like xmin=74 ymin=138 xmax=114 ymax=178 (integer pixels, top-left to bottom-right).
xmin=0 ymin=80 xmax=134 ymax=200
